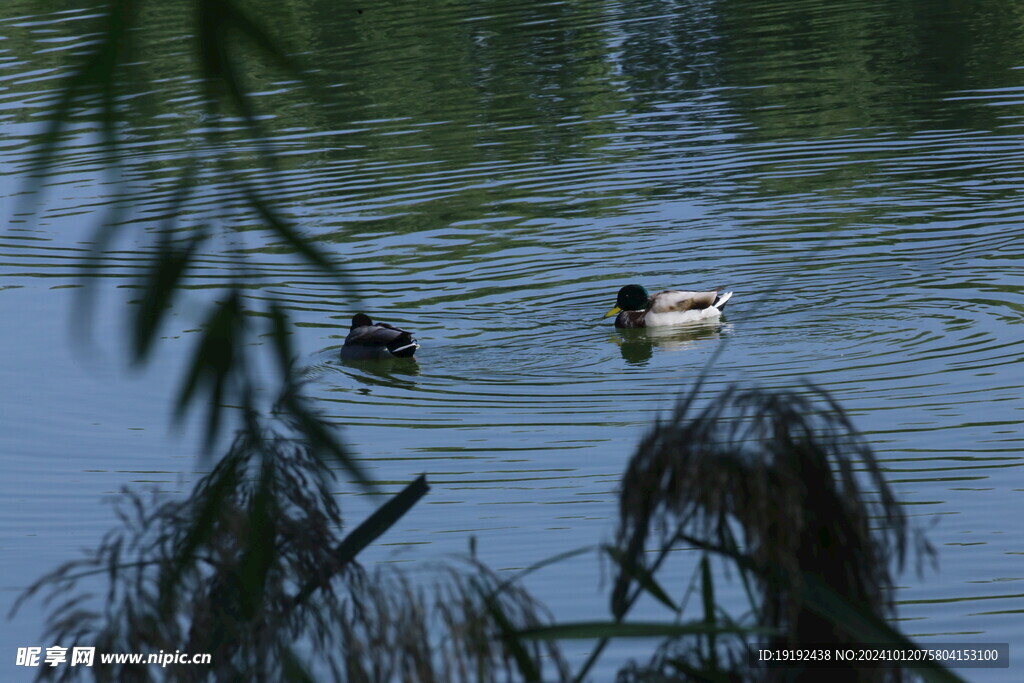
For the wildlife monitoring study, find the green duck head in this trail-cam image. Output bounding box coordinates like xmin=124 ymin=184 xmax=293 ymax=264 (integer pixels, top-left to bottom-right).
xmin=604 ymin=284 xmax=650 ymax=318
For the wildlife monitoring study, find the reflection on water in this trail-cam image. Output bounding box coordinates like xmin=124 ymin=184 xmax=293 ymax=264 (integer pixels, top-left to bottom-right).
xmin=612 ymin=322 xmax=726 ymax=365
xmin=339 ymin=357 xmax=421 ymax=392
xmin=2 ymin=0 xmax=1024 ymax=677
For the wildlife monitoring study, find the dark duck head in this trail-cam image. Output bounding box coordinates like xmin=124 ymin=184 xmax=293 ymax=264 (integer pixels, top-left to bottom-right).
xmin=604 ymin=284 xmax=651 ymax=328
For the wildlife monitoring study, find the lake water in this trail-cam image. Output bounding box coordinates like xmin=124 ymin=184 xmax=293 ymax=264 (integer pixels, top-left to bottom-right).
xmin=2 ymin=0 xmax=1023 ymax=679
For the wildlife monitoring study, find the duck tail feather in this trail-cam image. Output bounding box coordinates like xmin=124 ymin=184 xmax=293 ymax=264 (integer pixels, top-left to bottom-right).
xmin=387 ymin=332 xmax=419 ymax=357
xmin=714 ymin=291 xmax=734 ymax=310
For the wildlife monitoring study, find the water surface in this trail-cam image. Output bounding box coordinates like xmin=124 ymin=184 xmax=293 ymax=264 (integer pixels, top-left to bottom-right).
xmin=2 ymin=0 xmax=1023 ymax=679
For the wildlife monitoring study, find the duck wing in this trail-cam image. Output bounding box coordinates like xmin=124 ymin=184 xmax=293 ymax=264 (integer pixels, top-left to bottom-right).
xmin=346 ymin=321 xmax=412 ymax=346
xmin=648 ymin=290 xmax=719 ymax=313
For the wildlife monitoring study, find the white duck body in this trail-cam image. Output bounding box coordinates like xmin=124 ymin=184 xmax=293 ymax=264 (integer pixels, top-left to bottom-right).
xmin=643 ymin=290 xmax=733 ymax=326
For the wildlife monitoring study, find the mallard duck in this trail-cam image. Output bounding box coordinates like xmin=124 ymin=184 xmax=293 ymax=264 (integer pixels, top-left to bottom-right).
xmin=340 ymin=313 xmax=419 ymax=360
xmin=604 ymin=284 xmax=733 ymax=328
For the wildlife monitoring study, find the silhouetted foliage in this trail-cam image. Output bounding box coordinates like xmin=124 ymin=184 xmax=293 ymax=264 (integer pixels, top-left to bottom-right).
xmin=20 ymin=0 xmax=354 ymax=475
xmin=607 ymin=383 xmax=948 ymax=682
xmin=17 ymin=373 xmax=961 ymax=681
xmin=14 ymin=382 xmax=570 ymax=682
xmin=16 ymin=387 xmax=347 ymax=680
xmin=513 ymin=383 xmax=956 ymax=683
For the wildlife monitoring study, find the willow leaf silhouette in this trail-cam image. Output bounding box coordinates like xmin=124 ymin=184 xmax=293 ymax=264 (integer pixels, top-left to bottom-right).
xmin=174 ymin=291 xmax=249 ymax=451
xmin=132 ymin=229 xmax=210 ymax=364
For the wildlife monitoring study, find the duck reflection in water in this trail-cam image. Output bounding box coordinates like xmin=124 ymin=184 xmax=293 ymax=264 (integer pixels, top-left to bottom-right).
xmin=613 ymin=322 xmax=725 ymax=365
xmin=339 ymin=355 xmax=420 ymax=394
